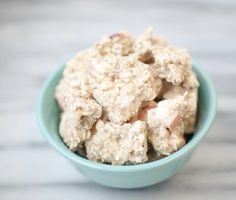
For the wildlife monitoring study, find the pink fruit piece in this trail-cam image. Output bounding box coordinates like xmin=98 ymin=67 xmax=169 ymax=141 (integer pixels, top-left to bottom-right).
xmin=109 ymin=33 xmax=121 ymax=39
xmin=167 ymin=111 xmax=181 ymax=130
xmin=138 ymin=101 xmax=157 ymax=121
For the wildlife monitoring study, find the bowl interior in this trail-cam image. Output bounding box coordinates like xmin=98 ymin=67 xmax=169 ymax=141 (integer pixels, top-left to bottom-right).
xmin=37 ymin=64 xmax=216 ymax=170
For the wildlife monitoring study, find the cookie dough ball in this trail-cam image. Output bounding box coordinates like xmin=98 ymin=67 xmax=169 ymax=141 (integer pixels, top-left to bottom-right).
xmin=59 ymin=97 xmax=102 ymax=151
xmin=132 ymin=27 xmax=167 ymax=63
xmin=63 ymin=48 xmax=98 ymax=77
xmin=148 ymin=125 xmax=186 ymax=156
xmin=56 ymin=64 xmax=102 ymax=150
xmin=147 ymin=98 xmax=186 ymax=155
xmin=85 ymin=120 xmax=148 ymax=165
xmin=88 ymin=55 xmax=162 ymax=123
xmin=55 ymin=75 xmax=90 ymax=111
xmin=55 ymin=49 xmax=97 ymax=111
xmin=95 ymin=31 xmax=133 ymax=56
xmin=151 ymin=47 xmax=191 ymax=85
xmin=134 ymin=27 xmax=167 ymax=49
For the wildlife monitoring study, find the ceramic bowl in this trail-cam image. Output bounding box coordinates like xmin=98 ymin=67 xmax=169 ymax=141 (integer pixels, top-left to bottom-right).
xmin=37 ymin=64 xmax=216 ymax=188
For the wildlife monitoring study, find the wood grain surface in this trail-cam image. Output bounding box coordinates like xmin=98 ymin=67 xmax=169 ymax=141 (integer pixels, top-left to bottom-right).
xmin=0 ymin=0 xmax=235 ymax=199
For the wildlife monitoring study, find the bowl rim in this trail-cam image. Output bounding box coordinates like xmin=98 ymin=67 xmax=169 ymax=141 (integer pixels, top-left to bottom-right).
xmin=37 ymin=63 xmax=217 ymax=172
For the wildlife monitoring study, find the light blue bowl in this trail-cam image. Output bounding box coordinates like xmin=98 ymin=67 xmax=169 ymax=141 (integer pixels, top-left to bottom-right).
xmin=37 ymin=64 xmax=216 ymax=189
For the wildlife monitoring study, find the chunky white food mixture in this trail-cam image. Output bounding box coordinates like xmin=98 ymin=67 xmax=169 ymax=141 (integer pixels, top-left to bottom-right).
xmin=86 ymin=120 xmax=148 ymax=165
xmin=55 ymin=27 xmax=199 ymax=165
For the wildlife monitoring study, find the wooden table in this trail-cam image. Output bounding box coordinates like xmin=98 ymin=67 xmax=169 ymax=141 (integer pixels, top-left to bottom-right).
xmin=0 ymin=0 xmax=235 ymax=199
